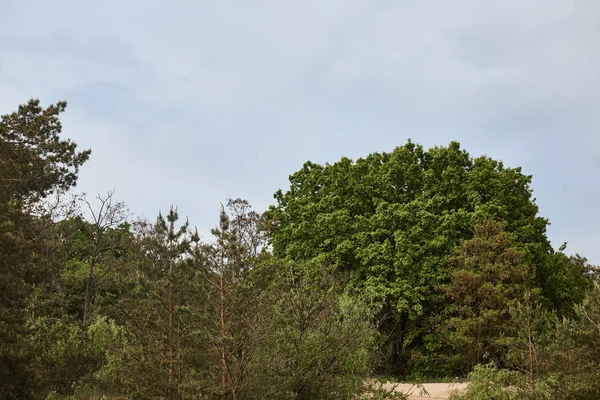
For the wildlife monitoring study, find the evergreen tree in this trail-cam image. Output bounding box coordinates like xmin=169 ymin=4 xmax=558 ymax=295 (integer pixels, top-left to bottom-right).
xmin=201 ymin=199 xmax=269 ymax=399
xmin=0 ymin=99 xmax=90 ymax=398
xmin=440 ymin=221 xmax=530 ymax=373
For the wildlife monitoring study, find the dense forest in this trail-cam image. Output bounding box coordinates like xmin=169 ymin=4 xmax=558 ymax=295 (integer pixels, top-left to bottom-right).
xmin=1 ymin=99 xmax=599 ymax=400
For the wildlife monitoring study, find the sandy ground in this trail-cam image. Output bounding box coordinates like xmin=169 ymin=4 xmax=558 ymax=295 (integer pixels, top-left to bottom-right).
xmin=380 ymin=382 xmax=468 ymax=399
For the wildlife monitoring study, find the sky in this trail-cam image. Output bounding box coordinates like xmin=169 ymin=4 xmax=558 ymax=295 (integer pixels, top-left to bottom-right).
xmin=1 ymin=0 xmax=599 ymax=261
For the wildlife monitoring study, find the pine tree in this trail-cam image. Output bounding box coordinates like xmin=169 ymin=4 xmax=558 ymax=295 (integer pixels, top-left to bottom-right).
xmin=202 ymin=199 xmax=267 ymax=399
xmin=441 ymin=220 xmax=530 ymax=373
xmin=0 ymin=99 xmax=90 ymax=398
xmin=154 ymin=207 xmax=192 ymax=399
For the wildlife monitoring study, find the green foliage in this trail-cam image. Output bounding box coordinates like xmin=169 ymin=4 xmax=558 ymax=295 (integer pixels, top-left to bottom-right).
xmin=440 ymin=220 xmax=530 ymax=372
xmin=49 ymin=198 xmax=132 ymax=324
xmin=110 ymin=208 xmax=205 ymax=399
xmin=503 ymin=293 xmax=556 ymax=381
xmin=2 ymin=99 xmax=597 ymax=400
xmin=449 ymin=364 xmax=529 ymax=400
xmin=538 ymin=252 xmax=593 ymax=317
xmin=0 ymin=99 xmax=90 ymax=399
xmin=249 ymin=261 xmax=378 ymax=400
xmin=504 ymin=282 xmax=600 ymax=399
xmin=0 ymin=98 xmax=90 ymax=204
xmin=454 ymin=281 xmax=600 ymax=400
xmin=547 ymin=281 xmax=600 ymax=398
xmin=267 ymin=140 xmax=556 ymax=375
xmin=268 ymin=141 xmax=548 ymax=297
xmin=31 ymin=316 xmax=126 ymax=397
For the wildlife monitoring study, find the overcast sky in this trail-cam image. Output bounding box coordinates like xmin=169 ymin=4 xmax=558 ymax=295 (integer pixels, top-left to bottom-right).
xmin=1 ymin=0 xmax=599 ymax=261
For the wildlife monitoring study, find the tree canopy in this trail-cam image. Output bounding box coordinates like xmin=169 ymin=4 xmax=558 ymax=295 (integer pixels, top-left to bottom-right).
xmin=266 ymin=140 xmax=588 ymax=375
xmin=0 ymin=99 xmax=597 ymax=399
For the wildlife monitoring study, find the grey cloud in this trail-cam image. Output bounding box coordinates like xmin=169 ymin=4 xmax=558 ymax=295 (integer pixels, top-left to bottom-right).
xmin=50 ymin=32 xmax=140 ymax=67
xmin=55 ymin=81 xmax=130 ymax=121
xmin=326 ymin=0 xmax=600 ymax=116
xmin=0 ymin=32 xmax=140 ymax=68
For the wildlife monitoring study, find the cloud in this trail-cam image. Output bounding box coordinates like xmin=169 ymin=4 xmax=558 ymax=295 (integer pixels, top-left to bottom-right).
xmin=327 ymin=1 xmax=600 ymax=117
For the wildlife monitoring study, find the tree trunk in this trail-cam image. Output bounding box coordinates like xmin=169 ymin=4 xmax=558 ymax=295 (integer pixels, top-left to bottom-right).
xmin=527 ymin=311 xmax=534 ymax=380
xmin=30 ymin=282 xmax=36 ymax=326
xmin=83 ymin=256 xmax=97 ymax=324
xmin=168 ymin=255 xmax=174 ymax=400
xmin=220 ymin=267 xmax=227 ymax=400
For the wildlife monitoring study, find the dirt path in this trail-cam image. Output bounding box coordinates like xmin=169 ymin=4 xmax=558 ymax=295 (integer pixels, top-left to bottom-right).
xmin=381 ymin=382 xmax=468 ymax=399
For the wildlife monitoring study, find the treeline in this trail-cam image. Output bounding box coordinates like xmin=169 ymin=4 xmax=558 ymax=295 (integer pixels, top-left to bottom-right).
xmin=0 ymin=99 xmax=598 ymax=400
xmin=1 ymin=100 xmax=381 ymax=400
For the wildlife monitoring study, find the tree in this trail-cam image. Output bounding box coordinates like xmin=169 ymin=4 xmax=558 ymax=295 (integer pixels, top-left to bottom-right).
xmin=91 ymin=208 xmax=205 ymax=399
xmin=189 ymin=199 xmax=379 ymax=400
xmin=78 ymin=191 xmax=128 ymax=323
xmin=537 ymin=252 xmax=593 ymax=318
xmin=0 ymin=99 xmax=90 ymax=205
xmin=544 ymin=281 xmax=600 ymax=398
xmin=505 ymin=293 xmax=557 ymax=387
xmin=266 ymin=140 xmax=554 ymax=375
xmin=201 ymin=199 xmax=269 ymax=399
xmin=61 ymin=190 xmax=130 ymax=324
xmin=155 ymin=206 xmax=193 ymax=400
xmin=257 ymin=261 xmax=378 ymax=400
xmin=0 ymin=99 xmax=90 ymax=398
xmin=451 ymin=281 xmax=600 ymax=400
xmin=440 ymin=220 xmax=530 ymax=373
xmin=121 ymin=206 xmax=197 ymax=399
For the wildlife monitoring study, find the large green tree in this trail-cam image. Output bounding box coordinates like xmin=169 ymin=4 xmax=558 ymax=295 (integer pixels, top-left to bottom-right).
xmin=266 ymin=140 xmax=573 ymax=375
